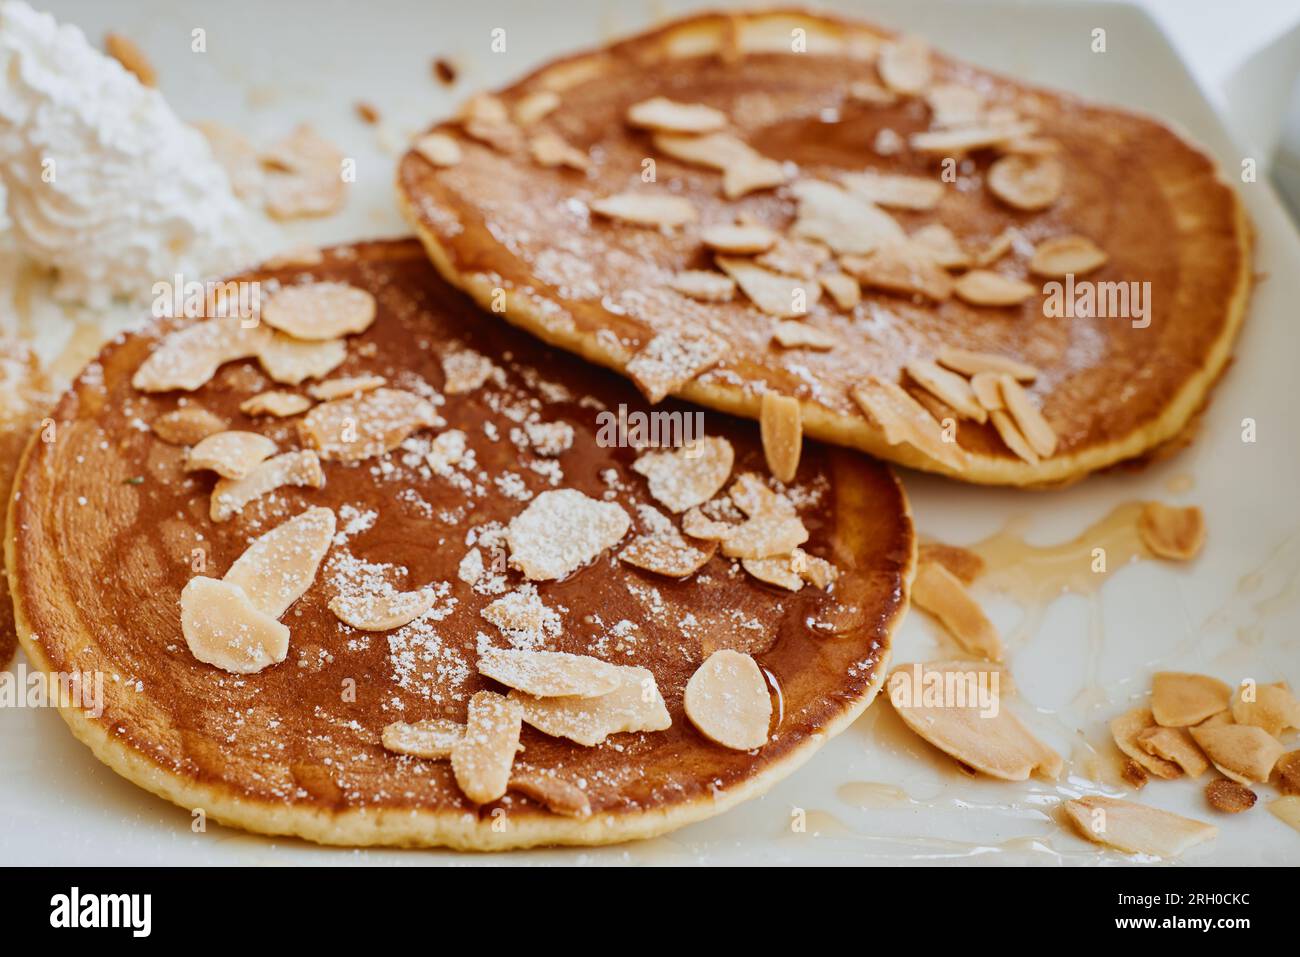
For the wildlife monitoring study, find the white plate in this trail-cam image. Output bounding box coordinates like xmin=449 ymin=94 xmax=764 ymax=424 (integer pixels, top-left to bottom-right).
xmin=2 ymin=0 xmax=1298 ymax=866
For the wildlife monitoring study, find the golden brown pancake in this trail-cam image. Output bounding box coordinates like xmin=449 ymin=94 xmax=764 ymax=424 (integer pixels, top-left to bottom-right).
xmin=6 ymin=239 xmax=914 ymax=849
xmin=396 ymin=8 xmax=1251 ymax=487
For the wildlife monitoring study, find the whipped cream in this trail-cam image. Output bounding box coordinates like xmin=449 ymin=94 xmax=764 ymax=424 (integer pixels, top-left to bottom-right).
xmin=0 ymin=1 xmax=254 ymax=306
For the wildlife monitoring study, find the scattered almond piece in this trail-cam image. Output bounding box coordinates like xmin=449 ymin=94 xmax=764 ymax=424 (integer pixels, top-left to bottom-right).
xmin=651 ymin=131 xmax=787 ymax=199
xmin=700 ymin=223 xmax=777 ymax=254
xmin=850 ymin=376 xmax=966 ymax=471
xmin=298 ymin=388 xmax=436 ymax=462
xmin=1063 ymin=796 xmax=1216 ymax=858
xmin=990 ymin=410 xmax=1039 ymax=465
xmin=1111 ymin=707 xmax=1183 ymax=779
xmin=819 ymin=272 xmax=861 ymax=311
xmin=441 ymin=348 xmax=496 ymax=395
xmin=619 ymin=525 xmax=716 ymax=578
xmin=975 ymin=228 xmax=1019 ymax=267
xmin=210 ymin=450 xmax=325 ymax=522
xmin=261 ymin=282 xmax=376 ymax=341
xmin=382 ymin=719 xmax=462 ymax=759
xmin=180 ymin=577 xmax=289 ymax=674
xmin=909 ymin=121 xmax=1036 ymax=156
xmin=414 ymin=131 xmax=463 ymax=167
xmin=925 ymin=83 xmax=982 ymax=127
xmin=1121 ymin=760 xmax=1149 ymax=790
xmin=625 ymin=329 xmax=725 ymax=403
xmin=760 ymin=392 xmax=802 ymax=483
xmin=1189 ymin=724 xmax=1285 ymax=784
xmin=426 ymin=429 xmax=468 ymax=474
xmin=590 ymin=191 xmax=696 ymax=228
xmin=684 ymin=650 xmax=771 ymax=750
xmin=512 ymin=90 xmax=561 ymax=126
xmin=511 ymin=666 xmax=671 ymax=746
xmin=451 ymin=691 xmax=523 ymax=805
xmin=1275 ymin=751 xmax=1300 ymax=795
xmin=682 ymin=507 xmax=733 ymax=541
xmin=1136 ymin=726 xmax=1209 ymax=777
xmin=953 ymin=270 xmax=1036 ymax=307
xmin=969 ymin=372 xmax=1004 ymax=412
xmin=790 ymin=180 xmax=905 ymax=255
xmin=1272 ymin=795 xmax=1300 ymax=832
xmin=848 ymin=80 xmax=897 ymax=106
xmin=307 ymin=375 xmax=385 ymax=401
xmin=912 ymin=562 xmax=1004 ymax=660
xmin=773 ymin=321 xmax=837 ymax=351
xmin=632 ymin=436 xmax=734 ymax=513
xmin=184 ymin=430 xmax=277 ymax=480
xmin=841 ymin=242 xmax=953 ymax=302
xmin=756 ymin=238 xmax=831 ymax=279
xmin=987 ymin=154 xmax=1064 ymax=211
xmin=479 ymin=648 xmax=623 ymax=698
xmin=626 ymin=96 xmax=727 ymax=134
xmin=224 ymin=507 xmax=335 ymax=618
xmin=667 ymin=270 xmax=736 ymax=302
xmin=105 ymin=32 xmax=156 ymax=86
xmin=1138 ymin=503 xmax=1206 ymax=561
xmin=1205 ymin=777 xmax=1256 ymax=814
xmin=842 ymin=171 xmax=943 ymax=210
xmin=1232 ymin=683 xmax=1300 ymax=737
xmin=330 ymin=586 xmax=436 ymax=631
xmin=907 ymin=360 xmax=986 ymax=423
xmin=721 ymin=512 xmax=809 ymax=560
xmin=529 ymin=132 xmax=590 ymax=171
xmin=152 ymin=407 xmax=227 ymax=445
xmin=1029 ymin=235 xmax=1108 ymax=278
xmin=877 ymin=35 xmax=931 ymax=94
xmin=239 ymin=391 xmax=313 ymax=418
xmin=936 ymin=346 xmax=1038 ymax=381
xmin=908 ymin=224 xmax=970 ymax=270
xmin=132 ymin=320 xmax=265 ymax=393
xmin=729 ymin=472 xmax=795 ymax=518
xmin=506 ymin=489 xmax=630 ymax=580
xmin=261 ymin=125 xmax=347 ymax=220
xmin=458 ymin=93 xmax=523 ymax=152
xmin=1152 ymin=672 xmax=1230 ymax=727
xmin=256 ymin=334 xmax=347 ymax=385
xmin=997 ymin=376 xmax=1057 ymax=458
xmin=793 ymin=548 xmax=838 ymax=590
xmin=509 ymin=772 xmax=591 ymax=817
xmin=716 ymin=256 xmax=821 ymax=317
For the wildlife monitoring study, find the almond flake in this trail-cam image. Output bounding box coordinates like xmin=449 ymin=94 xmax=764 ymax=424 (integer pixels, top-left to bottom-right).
xmin=478 ymin=648 xmax=624 ymax=698
xmin=1205 ymin=777 xmax=1256 ymax=814
xmin=818 ymin=273 xmax=861 ymax=310
xmin=181 ymin=577 xmax=289 ymax=674
xmin=1231 ymin=683 xmax=1300 ymax=737
xmin=482 ymin=585 xmax=561 ymax=647
xmin=682 ymin=507 xmax=734 ymax=541
xmin=756 ymin=238 xmax=831 ymax=279
xmin=850 ymin=376 xmax=966 ymax=470
xmin=925 ymin=84 xmax=983 ymax=127
xmin=969 ymin=372 xmax=1004 ymax=411
xmin=716 ymin=256 xmax=822 ymax=317
xmin=773 ymin=321 xmax=837 ymax=350
xmin=1136 ymin=726 xmax=1209 ymax=777
xmin=240 ymin=391 xmax=313 ymax=418
xmin=667 ymin=270 xmax=736 ymax=302
xmin=723 ymin=155 xmax=788 ymax=199
xmin=700 ymin=223 xmax=777 ymax=254
xmin=741 ymin=555 xmax=804 ymax=591
xmin=721 ymin=513 xmax=808 ymax=559
xmin=906 ymin=360 xmax=986 ymax=423
xmin=210 ymin=450 xmax=325 ymax=522
xmin=1063 ymin=796 xmax=1216 ymax=858
xmin=794 ymin=548 xmax=838 ymax=589
xmin=936 ymin=346 xmax=1038 ymax=381
xmin=330 ymin=586 xmax=436 ymax=631
xmin=1029 ymin=234 xmax=1108 ymax=277
xmin=105 ymin=32 xmax=156 ymax=86
xmin=627 ymin=96 xmax=728 ymax=134
xmin=426 ymin=429 xmax=468 ymax=474
xmin=441 ymin=348 xmax=496 ymax=395
xmin=1138 ymin=503 xmax=1206 ymax=561
xmin=184 ymin=430 xmax=278 ymax=480
xmin=458 ymin=548 xmax=485 ymax=586
xmin=651 ymin=132 xmax=787 ymax=199
xmin=626 ymin=329 xmax=726 ymax=403
xmin=912 ymin=561 xmax=1004 ymax=660
xmin=987 ymin=154 xmax=1064 ymax=211
xmin=728 ymin=472 xmax=795 ymax=518
xmin=298 ymin=388 xmax=436 ymax=462
xmin=512 ymin=90 xmax=561 ymax=126
xmin=152 ymin=407 xmax=227 ymax=445
xmin=877 ymin=35 xmax=931 ymax=94
xmin=382 ymin=719 xmax=462 ymax=759
xmin=953 ymin=270 xmax=1036 ymax=307
xmin=1189 ymin=725 xmax=1284 ymax=784
xmin=620 ymin=526 xmax=716 ymax=578
xmin=632 ymin=435 xmax=734 ymax=513
xmin=459 ymin=94 xmax=524 ymax=152
xmin=262 ymin=125 xmax=347 ymax=220
xmin=505 ymin=489 xmax=630 ymax=580
xmin=990 ymin=410 xmax=1038 ymax=464
xmin=1276 ymin=751 xmax=1300 ymax=795
xmin=917 ymin=543 xmax=985 ymax=584
xmin=975 ymin=228 xmax=1018 ymax=266
xmin=509 ymin=772 xmax=591 ymax=817
xmin=511 ymin=665 xmax=670 ymax=746
xmin=1152 ymin=672 xmax=1230 ymax=727
xmin=529 ymin=132 xmax=589 ymax=171
xmin=760 ymin=392 xmax=802 ymax=483
xmin=307 ymin=375 xmax=386 ymax=401
xmin=132 ymin=319 xmax=264 ymax=393
xmin=790 ymin=180 xmax=905 ymax=255
xmin=997 ymin=376 xmax=1057 ymax=458
xmin=224 ymin=506 xmax=335 ymax=618
xmin=451 ymin=691 xmax=523 ymax=804
xmin=909 ymin=121 xmax=1036 ymax=155
xmin=887 ymin=662 xmax=1061 ymax=780
xmin=261 ymin=282 xmax=376 ymax=341
xmin=909 ymin=224 xmax=970 ymax=270
xmin=684 ymin=650 xmax=771 ymax=750
xmin=256 ymin=334 xmax=347 ymax=385
xmin=414 ymin=131 xmax=463 ymax=167
xmin=522 ymin=420 xmax=574 ymax=457
xmin=842 ymin=171 xmax=944 ymax=210
xmin=263 ymin=244 xmax=324 ymax=270
xmin=1111 ymin=707 xmax=1182 ymax=779
xmin=590 ymin=191 xmax=696 ymax=228
xmin=847 ymin=80 xmax=897 ymax=106
xmin=841 ymin=243 xmax=953 ymax=301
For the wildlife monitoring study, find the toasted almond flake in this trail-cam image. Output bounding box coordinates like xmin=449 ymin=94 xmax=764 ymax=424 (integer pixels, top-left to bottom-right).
xmin=790 ymin=180 xmax=905 ymax=256
xmin=909 ymin=121 xmax=1036 ymax=155
xmin=721 ymin=512 xmax=809 ymax=559
xmin=626 ymin=328 xmax=725 ymax=403
xmin=1197 ymin=711 xmax=1235 ymax=729
xmin=1138 ymin=503 xmax=1206 ymax=561
xmin=522 ymin=420 xmax=574 ymax=457
xmin=509 ymin=772 xmax=591 ymax=817
xmin=382 ymin=719 xmax=462 ymax=759
xmin=239 ymin=391 xmax=313 ymax=418
xmin=512 ymin=90 xmax=561 ymax=126
xmin=1111 ymin=707 xmax=1183 ymax=779
xmin=684 ymin=650 xmax=771 ymax=750
xmin=1029 ymin=234 xmax=1108 ymax=277
xmin=105 ymin=32 xmax=156 ymax=86
xmin=184 ymin=430 xmax=278 ymax=480
xmin=877 ymin=35 xmax=931 ymax=94
xmin=987 ymin=153 xmax=1064 ymax=211
xmin=330 ymin=585 xmax=436 ymax=631
xmin=714 ymin=256 xmax=821 ymax=317
xmin=1136 ymin=726 xmax=1209 ymax=777
xmin=261 ymin=282 xmax=376 ymax=341
xmin=1063 ymin=796 xmax=1216 ymax=858
xmin=989 ymin=410 xmax=1038 ymax=464
xmin=451 ymin=691 xmax=523 ymax=804
xmin=975 ymin=228 xmax=1018 ymax=267
xmin=925 ymin=83 xmax=983 ymax=127
xmin=262 ymin=125 xmax=347 ymax=220
xmin=936 ymin=346 xmax=1038 ymax=381
xmin=590 ymin=191 xmax=696 ymax=228
xmin=210 ymin=450 xmax=325 ymax=522
xmin=700 ymin=223 xmax=777 ymax=254
xmin=511 ymin=665 xmax=671 ymax=746
xmin=457 ymin=548 xmax=484 ymax=586
xmin=426 ymin=429 xmax=468 ymax=474
xmin=224 ymin=506 xmax=335 ymax=618
xmin=818 ymin=272 xmax=861 ymax=311
xmin=1277 ymin=751 xmax=1300 ymax=795
xmin=181 ymin=577 xmax=289 ymax=674
xmin=909 ymin=224 xmax=970 ymax=270
xmin=667 ymin=270 xmax=736 ymax=302
xmin=440 ymin=348 xmax=496 ymax=395
xmin=481 ymin=586 xmax=560 ymax=646
xmin=298 ymin=388 xmax=436 ymax=462
xmin=887 ymin=662 xmax=1061 ymax=780
xmin=1205 ymin=777 xmax=1256 ymax=813
xmin=682 ymin=507 xmax=733 ymax=541
xmin=723 ymin=155 xmax=788 ymax=199
xmin=997 ymin=376 xmax=1057 ymax=458
xmin=850 ymin=376 xmax=966 ymax=470
xmin=460 ymin=101 xmax=524 ymax=152
xmin=196 ymin=121 xmax=262 ymax=198
xmin=1189 ymin=724 xmax=1285 ymax=784
xmin=458 ymin=92 xmax=509 ymax=125
xmin=132 ymin=319 xmax=265 ymax=393
xmin=917 ymin=543 xmax=985 ymax=584
xmin=741 ymin=555 xmax=804 ymax=591
xmin=307 ymin=375 xmax=386 ymax=401
xmin=728 ymin=471 xmax=795 ymax=518
xmin=414 ymin=131 xmax=463 ymax=167
xmin=1152 ymin=672 xmax=1231 ymax=727
xmin=841 ymin=243 xmax=953 ymax=302
xmin=619 ymin=526 xmax=716 ymax=578
xmin=953 ymin=270 xmax=1036 ymax=307
xmin=651 ymin=130 xmax=787 ymax=199
xmin=632 ymin=435 xmax=734 ymax=513
xmin=478 ymin=648 xmax=624 ymax=698
xmin=1231 ymin=683 xmax=1300 ymax=737
xmin=842 ymin=171 xmax=944 ymax=210
xmin=1122 ymin=760 xmax=1149 ymax=789
xmin=772 ymin=321 xmax=837 ymax=351
xmin=152 ymin=407 xmax=227 ymax=445
xmin=256 ymin=334 xmax=347 ymax=385
xmin=969 ymin=372 xmax=1004 ymax=411
xmin=760 ymin=392 xmax=802 ymax=483
xmin=907 ymin=360 xmax=987 ymax=423
xmin=912 ymin=561 xmax=1004 ymax=660
xmin=848 ymin=80 xmax=897 ymax=106
xmin=529 ymin=132 xmax=589 ymax=171
xmin=794 ymin=548 xmax=838 ymax=589
xmin=505 ymin=488 xmax=630 ymax=580
xmin=627 ymin=96 xmax=727 ymax=134
xmin=265 ymin=245 xmax=325 ymax=270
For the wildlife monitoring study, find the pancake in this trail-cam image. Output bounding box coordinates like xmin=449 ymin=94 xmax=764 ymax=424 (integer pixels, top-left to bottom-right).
xmin=6 ymin=239 xmax=914 ymax=850
xmin=395 ymin=8 xmax=1251 ymax=487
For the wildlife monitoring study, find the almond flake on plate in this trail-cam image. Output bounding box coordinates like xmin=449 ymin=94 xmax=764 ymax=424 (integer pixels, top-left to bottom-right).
xmin=451 ymin=691 xmax=523 ymax=804
xmin=906 ymin=360 xmax=986 ymax=423
xmin=715 ymin=256 xmax=822 ymax=317
xmin=969 ymin=372 xmax=1004 ymax=411
xmin=619 ymin=525 xmax=716 ymax=578
xmin=414 ymin=131 xmax=463 ymax=167
xmin=330 ymin=585 xmax=436 ymax=631
xmin=632 ymin=435 xmax=734 ymax=513
xmin=953 ymin=270 xmax=1036 ymax=307
xmin=1111 ymin=707 xmax=1182 ymax=779
xmin=1231 ymin=683 xmax=1300 ymax=737
xmin=700 ymin=223 xmax=778 ymax=254
xmin=997 ymin=375 xmax=1057 ymax=458
xmin=974 ymin=228 xmax=1019 ymax=267
xmin=1138 ymin=503 xmax=1206 ymax=561
xmin=478 ymin=647 xmax=624 ymax=698
xmin=625 ymin=328 xmax=726 ymax=403
xmin=667 ymin=270 xmax=736 ymax=302
xmin=917 ymin=542 xmax=985 ymax=584
xmin=877 ymin=35 xmax=931 ymax=94
xmin=626 ymin=96 xmax=728 ymax=134
xmin=848 ymin=80 xmax=897 ymax=106
xmin=651 ymin=131 xmax=787 ymax=199
xmin=184 ymin=430 xmax=278 ymax=480
xmin=132 ymin=319 xmax=265 ymax=393
xmin=1136 ymin=726 xmax=1209 ymax=777
xmin=261 ymin=283 xmax=376 ymax=341
xmin=909 ymin=223 xmax=970 ymax=270
xmin=987 ymin=153 xmax=1064 ymax=211
xmin=224 ymin=506 xmax=335 ymax=617
xmin=152 ymin=407 xmax=227 ymax=445
xmin=850 ymin=376 xmax=966 ymax=470
xmin=529 ymin=132 xmax=590 ymax=171
xmin=505 ymin=489 xmax=630 ymax=580
xmin=842 ymin=171 xmax=944 ymax=210
xmin=772 ymin=321 xmax=837 ymax=350
xmin=261 ymin=125 xmax=347 ymax=220
xmin=459 ymin=94 xmax=524 ymax=152
xmin=481 ymin=585 xmax=561 ymax=647
xmin=509 ymin=772 xmax=591 ymax=817
xmin=990 ymin=410 xmax=1038 ymax=464
xmin=440 ymin=348 xmax=497 ymax=395
xmin=426 ymin=429 xmax=468 ymax=474
xmin=818 ymin=272 xmax=861 ymax=310
xmin=909 ymin=121 xmax=1036 ymax=155
xmin=1189 ymin=725 xmax=1285 ymax=784
xmin=684 ymin=650 xmax=772 ymax=750
xmin=510 ymin=665 xmax=671 ymax=746
xmin=1276 ymin=751 xmax=1300 ymax=795
xmin=720 ymin=512 xmax=808 ymax=560
xmin=912 ymin=561 xmax=1004 ymax=660
xmin=682 ymin=506 xmax=734 ymax=540
xmin=841 ymin=242 xmax=953 ymax=302
xmin=263 ymin=245 xmax=324 ymax=270
xmin=760 ymin=391 xmax=802 ymax=483
xmin=298 ymin=388 xmax=437 ymax=461
xmin=790 ymin=180 xmax=905 ymax=256
xmin=590 ymin=191 xmax=696 ymax=228
xmin=936 ymin=346 xmax=1038 ymax=381
xmin=1152 ymin=672 xmax=1230 ymax=727
xmin=1029 ymin=234 xmax=1108 ymax=277
xmin=382 ymin=719 xmax=462 ymax=759
xmin=756 ymin=238 xmax=832 ymax=279
xmin=240 ymin=391 xmax=313 ymax=418
xmin=512 ymin=90 xmax=561 ymax=126
xmin=728 ymin=471 xmax=795 ymax=518
xmin=925 ymin=83 xmax=983 ymax=127
xmin=307 ymin=375 xmax=386 ymax=401
xmin=741 ymin=554 xmax=804 ymax=591
xmin=1063 ymin=796 xmax=1216 ymax=858
xmin=210 ymin=450 xmax=326 ymax=522
xmin=1205 ymin=778 xmax=1256 ymax=814
xmin=256 ymin=334 xmax=347 ymax=385
xmin=181 ymin=577 xmax=290 ymax=674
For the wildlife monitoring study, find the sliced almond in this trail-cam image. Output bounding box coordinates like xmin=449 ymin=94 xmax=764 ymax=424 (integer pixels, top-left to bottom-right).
xmin=684 ymin=650 xmax=771 ymax=750
xmin=512 ymin=90 xmax=561 ymax=126
xmin=667 ymin=270 xmax=736 ymax=302
xmin=307 ymin=375 xmax=386 ymax=401
xmin=505 ymin=489 xmax=630 ymax=580
xmin=529 ymin=132 xmax=589 ymax=171
xmin=987 ymin=154 xmax=1064 ymax=211
xmin=1111 ymin=707 xmax=1183 ymax=779
xmin=651 ymin=132 xmax=787 ymax=199
xmin=682 ymin=507 xmax=734 ymax=541
xmin=1063 ymin=796 xmax=1216 ymax=858
xmin=790 ymin=180 xmax=905 ymax=256
xmin=1189 ymin=724 xmax=1285 ymax=784
xmin=632 ymin=435 xmax=734 ymax=513
xmin=478 ymin=648 xmax=623 ymax=698
xmin=912 ymin=561 xmax=1004 ymax=660
xmin=521 ymin=420 xmax=574 ymax=457
xmin=619 ymin=527 xmax=716 ymax=578
xmin=511 ymin=666 xmax=671 ymax=746
xmin=261 ymin=283 xmax=376 ymax=342
xmin=756 ymin=238 xmax=831 ymax=279
xmin=925 ymin=83 xmax=983 ymax=127
xmin=441 ymin=348 xmax=496 ymax=395
xmin=953 ymin=270 xmax=1036 ymax=307
xmin=382 ymin=719 xmax=462 ymax=759
xmin=728 ymin=471 xmax=795 ymax=518
xmin=262 ymin=125 xmax=347 ymax=220
xmin=224 ymin=506 xmax=335 ymax=618
xmin=759 ymin=392 xmax=802 ymax=483
xmin=330 ymin=585 xmax=436 ymax=631
xmin=936 ymin=346 xmax=1038 ymax=381
xmin=741 ymin=554 xmax=803 ymax=592
xmin=1138 ymin=503 xmax=1206 ymax=561
xmin=1276 ymin=751 xmax=1300 ymax=795
xmin=626 ymin=96 xmax=727 ymax=134
xmin=298 ymin=388 xmax=436 ymax=462
xmin=509 ymin=772 xmax=591 ymax=817
xmin=426 ymin=429 xmax=468 ymax=474
xmin=969 ymin=372 xmax=1004 ymax=412
xmin=917 ymin=543 xmax=985 ymax=585
xmin=256 ymin=334 xmax=347 ymax=385
xmin=997 ymin=375 xmax=1057 ymax=458
xmin=1152 ymin=672 xmax=1230 ymax=727
xmin=1232 ymin=683 xmax=1300 ymax=737
xmin=210 ymin=450 xmax=325 ymax=522
xmin=975 ymin=228 xmax=1019 ymax=267
xmin=907 ymin=360 xmax=987 ymax=423
xmin=1136 ymin=726 xmax=1209 ymax=777
xmin=721 ymin=512 xmax=808 ymax=560
xmin=451 ymin=691 xmax=523 ymax=805
xmin=240 ymin=391 xmax=313 ymax=418
xmin=482 ymin=586 xmax=562 ymax=647
xmin=908 ymin=224 xmax=970 ymax=270
xmin=990 ymin=410 xmax=1039 ymax=465
xmin=590 ymin=191 xmax=696 ymax=228
xmin=877 ymin=35 xmax=931 ymax=94
xmin=132 ymin=320 xmax=265 ymax=393
xmin=819 ymin=273 xmax=861 ymax=311
xmin=458 ymin=94 xmax=523 ymax=152
xmin=841 ymin=243 xmax=953 ymax=302
xmin=1205 ymin=777 xmax=1256 ymax=813
xmin=263 ymin=245 xmax=324 ymax=270
xmin=413 ymin=131 xmax=462 ymax=167
xmin=848 ymin=80 xmax=898 ymax=106
xmin=909 ymin=121 xmax=1036 ymax=156
xmin=794 ymin=548 xmax=838 ymax=590
xmin=181 ymin=577 xmax=290 ymax=675
xmin=700 ymin=223 xmax=777 ymax=254
xmin=1029 ymin=235 xmax=1108 ymax=278
xmin=842 ymin=171 xmax=944 ymax=211
xmin=715 ymin=256 xmax=821 ymax=317
xmin=184 ymin=430 xmax=277 ymax=480
xmin=1122 ymin=760 xmax=1149 ymax=789
xmin=152 ymin=407 xmax=227 ymax=445
xmin=723 ymin=155 xmax=788 ymax=200
xmin=773 ymin=321 xmax=837 ymax=351
xmin=625 ymin=329 xmax=726 ymax=403
xmin=850 ymin=376 xmax=966 ymax=470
